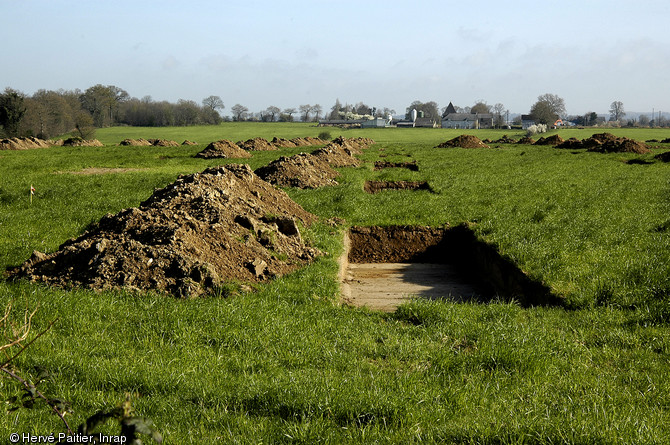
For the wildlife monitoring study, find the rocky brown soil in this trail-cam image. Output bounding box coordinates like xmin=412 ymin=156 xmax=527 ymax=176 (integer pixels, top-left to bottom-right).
xmin=364 ymin=181 xmax=432 ymax=194
xmin=436 ymin=135 xmax=490 ymax=148
xmin=255 ymin=153 xmax=340 ymax=189
xmin=9 ymin=164 xmax=320 ymax=297
xmin=195 ymin=140 xmax=252 ymax=159
xmin=0 ymin=137 xmax=51 ymax=150
xmin=556 ymin=133 xmax=650 ymax=153
xmin=254 ymin=137 xmax=373 ymax=188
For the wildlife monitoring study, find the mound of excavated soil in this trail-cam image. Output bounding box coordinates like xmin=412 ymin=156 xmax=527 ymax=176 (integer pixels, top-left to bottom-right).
xmin=237 ymin=138 xmax=277 ymax=151
xmin=0 ymin=137 xmax=51 ymax=150
xmin=271 ymin=137 xmax=298 ymax=148
xmin=270 ymin=137 xmax=327 ymax=148
xmin=311 ymin=143 xmax=360 ymax=167
xmin=195 ymin=140 xmax=252 ymax=159
xmin=533 ymin=135 xmax=565 ymax=146
xmin=332 ymin=136 xmax=374 ymax=154
xmin=373 ymin=161 xmax=419 ymax=171
xmin=150 ymin=139 xmax=180 ymax=147
xmin=517 ymin=136 xmax=536 ymax=144
xmin=590 ymin=137 xmax=650 ymax=154
xmin=182 ymin=140 xmax=198 ymax=146
xmin=555 ymin=138 xmax=583 ymax=149
xmin=119 ymin=138 xmax=179 ymax=147
xmin=252 ymin=137 xmax=372 ymax=188
xmin=120 ymin=138 xmax=153 ymax=146
xmin=9 ymin=164 xmax=320 ymax=297
xmin=436 ymin=135 xmax=489 ymax=149
xmin=494 ymin=135 xmax=517 ymax=144
xmin=61 ymin=138 xmax=104 ymax=147
xmin=555 ymin=133 xmax=650 ymax=153
xmin=254 ymin=153 xmax=340 ymax=189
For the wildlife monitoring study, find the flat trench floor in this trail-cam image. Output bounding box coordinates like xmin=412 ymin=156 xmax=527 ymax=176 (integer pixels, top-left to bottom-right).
xmin=341 ymin=262 xmax=489 ymax=312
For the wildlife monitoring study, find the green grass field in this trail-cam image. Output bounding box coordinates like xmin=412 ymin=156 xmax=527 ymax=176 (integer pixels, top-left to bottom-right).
xmin=1 ymin=123 xmax=670 ymax=443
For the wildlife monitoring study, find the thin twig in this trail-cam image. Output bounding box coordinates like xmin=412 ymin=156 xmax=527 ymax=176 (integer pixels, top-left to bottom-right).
xmin=1 ymin=366 xmax=73 ymax=434
xmin=0 ymin=307 xmax=38 ymax=353
xmin=0 ymin=318 xmax=58 ymax=370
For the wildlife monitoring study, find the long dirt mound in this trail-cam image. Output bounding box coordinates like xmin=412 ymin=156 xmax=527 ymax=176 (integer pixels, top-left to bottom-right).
xmin=195 ymin=140 xmax=252 ymax=159
xmin=254 ymin=153 xmax=340 ymax=189
xmin=0 ymin=137 xmax=51 ymax=150
xmin=237 ymin=138 xmax=277 ymax=151
xmin=8 ymin=164 xmax=320 ymax=297
xmin=436 ymin=135 xmax=490 ymax=149
xmin=556 ymin=133 xmax=650 ymax=153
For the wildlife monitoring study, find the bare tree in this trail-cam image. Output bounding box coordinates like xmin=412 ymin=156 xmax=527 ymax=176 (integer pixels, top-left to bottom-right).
xmin=231 ymin=104 xmax=249 ymax=121
xmin=609 ymin=101 xmax=625 ymax=122
xmin=311 ymin=104 xmax=322 ymax=122
xmin=471 ymin=101 xmax=491 ymax=114
xmin=299 ymin=104 xmax=312 ymax=122
xmin=202 ymin=95 xmax=224 ymax=113
xmin=492 ymin=103 xmax=506 ymax=128
xmin=265 ymin=106 xmax=280 ymax=122
xmin=280 ymin=108 xmax=297 ymax=122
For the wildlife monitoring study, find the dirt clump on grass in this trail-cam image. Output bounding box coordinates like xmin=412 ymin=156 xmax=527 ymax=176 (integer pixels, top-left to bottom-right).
xmin=182 ymin=140 xmax=198 ymax=146
xmin=271 ymin=136 xmax=328 ymax=148
xmin=150 ymin=139 xmax=180 ymax=147
xmin=373 ymin=160 xmax=419 ymax=171
xmin=333 ymin=136 xmax=374 ymax=153
xmin=57 ymin=137 xmax=104 ymax=147
xmin=555 ymin=133 xmax=650 ymax=154
xmin=592 ymin=137 xmax=650 ymax=154
xmin=119 ymin=138 xmax=153 ymax=146
xmin=517 ymin=136 xmax=536 ymax=144
xmin=119 ymin=138 xmax=180 ymax=147
xmin=254 ymin=153 xmax=340 ymax=188
xmin=364 ymin=181 xmax=432 ymax=194
xmin=436 ymin=135 xmax=489 ymax=149
xmin=0 ymin=137 xmax=51 ymax=150
xmin=237 ymin=137 xmax=277 ymax=151
xmin=555 ymin=138 xmax=583 ymax=149
xmin=254 ymin=137 xmax=372 ymax=188
xmin=533 ymin=134 xmax=565 ymax=146
xmin=494 ymin=135 xmax=517 ymax=144
xmin=311 ymin=143 xmax=361 ymax=167
xmin=195 ymin=140 xmax=252 ymax=159
xmin=8 ymin=164 xmax=320 ymax=297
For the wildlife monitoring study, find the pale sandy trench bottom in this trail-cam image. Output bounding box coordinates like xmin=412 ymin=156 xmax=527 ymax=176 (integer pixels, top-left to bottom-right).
xmin=341 ymin=263 xmax=486 ymax=312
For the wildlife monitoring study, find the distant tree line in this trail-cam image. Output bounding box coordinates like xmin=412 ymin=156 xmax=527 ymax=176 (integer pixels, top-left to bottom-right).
xmin=3 ymin=85 xmax=668 ymax=138
xmin=0 ymin=85 xmax=226 ymax=139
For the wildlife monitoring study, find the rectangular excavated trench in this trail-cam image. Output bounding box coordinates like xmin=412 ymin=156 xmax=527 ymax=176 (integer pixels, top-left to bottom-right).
xmin=339 ymin=225 xmax=558 ymax=312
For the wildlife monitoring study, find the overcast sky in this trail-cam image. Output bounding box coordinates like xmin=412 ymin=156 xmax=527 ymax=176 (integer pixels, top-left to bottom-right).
xmin=3 ymin=0 xmax=669 ymax=117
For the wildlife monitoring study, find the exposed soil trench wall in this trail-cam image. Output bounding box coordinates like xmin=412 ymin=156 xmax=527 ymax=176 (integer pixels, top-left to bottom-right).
xmin=341 ymin=225 xmax=559 ymax=311
xmin=363 ymin=181 xmax=432 ymax=194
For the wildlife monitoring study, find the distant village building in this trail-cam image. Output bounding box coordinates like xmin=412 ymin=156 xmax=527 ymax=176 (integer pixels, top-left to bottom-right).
xmin=440 ymin=101 xmax=492 ymax=129
xmin=395 ymin=109 xmax=438 ymax=128
xmin=360 ymin=117 xmax=390 ymax=128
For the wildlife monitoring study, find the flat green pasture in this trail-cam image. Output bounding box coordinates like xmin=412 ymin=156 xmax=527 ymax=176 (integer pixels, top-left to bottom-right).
xmin=1 ymin=123 xmax=670 ymax=443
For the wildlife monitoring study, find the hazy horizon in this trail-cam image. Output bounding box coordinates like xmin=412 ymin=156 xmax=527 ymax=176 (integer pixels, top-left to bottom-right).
xmin=3 ymin=0 xmax=669 ymax=117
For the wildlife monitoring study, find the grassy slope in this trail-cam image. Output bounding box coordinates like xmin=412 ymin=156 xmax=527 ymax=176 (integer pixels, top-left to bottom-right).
xmin=1 ymin=123 xmax=670 ymax=443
